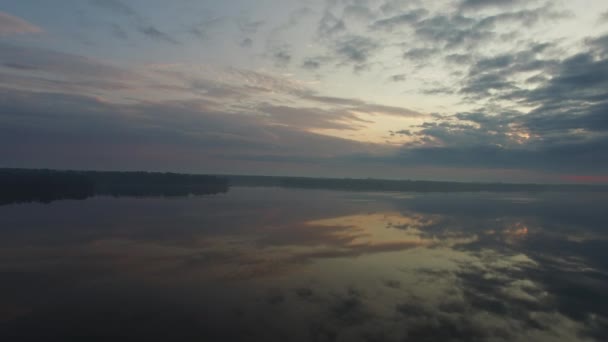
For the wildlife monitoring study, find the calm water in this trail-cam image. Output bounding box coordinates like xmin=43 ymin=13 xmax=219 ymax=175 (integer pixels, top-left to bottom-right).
xmin=1 ymin=188 xmax=607 ymax=341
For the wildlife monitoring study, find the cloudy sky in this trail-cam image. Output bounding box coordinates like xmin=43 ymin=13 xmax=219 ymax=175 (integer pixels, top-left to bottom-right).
xmin=1 ymin=0 xmax=607 ymax=182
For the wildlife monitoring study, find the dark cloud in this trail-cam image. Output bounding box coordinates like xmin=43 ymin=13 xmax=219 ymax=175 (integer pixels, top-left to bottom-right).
xmin=460 ymin=73 xmax=517 ymax=98
xmin=386 ymin=88 xmax=607 ymax=173
xmin=139 ymin=26 xmax=179 ymax=44
xmin=189 ymin=27 xmax=206 ymax=40
xmin=240 ymin=38 xmax=253 ymax=48
xmin=273 ymin=50 xmax=292 ymax=68
xmin=459 ymin=0 xmax=524 ymax=11
xmin=375 ymin=31 xmax=608 ymax=174
xmin=318 ymin=11 xmax=346 ymax=38
xmin=476 ymin=5 xmax=570 ymax=29
xmin=370 ymin=9 xmax=428 ymax=31
xmin=389 ymin=74 xmax=407 ymax=82
xmin=0 ymin=87 xmax=388 ymax=171
xmin=90 ymin=0 xmax=178 ymax=44
xmin=385 ymin=137 xmax=608 ymax=172
xmin=334 ymin=35 xmax=380 ymax=70
xmin=587 ymin=34 xmax=608 ymax=56
xmin=89 ymin=0 xmax=136 ymax=17
xmin=236 ymin=19 xmax=264 ymax=35
xmin=389 ymin=129 xmax=412 ymax=136
xmin=412 ymin=6 xmax=565 ymax=51
xmin=445 ymin=53 xmax=472 ymax=65
xmin=302 ymin=57 xmax=323 ymax=70
xmin=403 ymin=47 xmax=438 ymax=61
xmin=0 ymin=43 xmax=137 ymax=83
xmin=508 ymin=42 xmax=608 ymax=141
xmin=528 ymin=51 xmax=608 ymax=105
xmin=474 ymin=54 xmax=515 ymax=70
xmin=2 ymin=62 xmax=38 ymax=71
xmin=3 ymin=0 xmax=606 ymax=178
xmin=408 ymin=113 xmax=519 ymax=148
xmin=186 ymin=17 xmax=225 ymax=41
xmin=414 ymin=15 xmax=491 ymax=49
xmin=459 ymin=43 xmax=560 ymax=99
xmin=343 ymin=5 xmax=375 ymax=22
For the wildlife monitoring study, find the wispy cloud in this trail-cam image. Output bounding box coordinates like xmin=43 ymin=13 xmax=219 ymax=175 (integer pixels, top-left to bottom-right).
xmin=0 ymin=11 xmax=43 ymax=35
xmin=89 ymin=0 xmax=179 ymax=44
xmin=89 ymin=0 xmax=136 ymax=16
xmin=139 ymin=26 xmax=179 ymax=44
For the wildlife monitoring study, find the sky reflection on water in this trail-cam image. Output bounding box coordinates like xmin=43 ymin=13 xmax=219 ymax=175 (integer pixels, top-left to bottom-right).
xmin=1 ymin=188 xmax=607 ymax=341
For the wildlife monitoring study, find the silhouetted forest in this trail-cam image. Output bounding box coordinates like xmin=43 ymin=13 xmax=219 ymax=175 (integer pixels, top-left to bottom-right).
xmin=0 ymin=169 xmax=95 ymax=205
xmin=0 ymin=169 xmax=229 ymax=205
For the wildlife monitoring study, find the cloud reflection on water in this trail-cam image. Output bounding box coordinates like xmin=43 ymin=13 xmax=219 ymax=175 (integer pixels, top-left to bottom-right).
xmin=1 ymin=188 xmax=607 ymax=341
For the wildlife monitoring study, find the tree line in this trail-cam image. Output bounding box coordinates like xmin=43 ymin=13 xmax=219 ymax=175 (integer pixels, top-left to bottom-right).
xmin=0 ymin=169 xmax=229 ymax=205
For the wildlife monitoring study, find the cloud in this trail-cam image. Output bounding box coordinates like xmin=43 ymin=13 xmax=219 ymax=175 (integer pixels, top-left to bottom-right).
xmin=3 ymin=0 xmax=605 ymax=178
xmin=403 ymin=47 xmax=439 ymax=61
xmin=450 ymin=42 xmax=558 ymax=100
xmin=318 ymin=11 xmax=346 ymax=38
xmin=89 ymin=0 xmax=137 ymax=16
xmin=414 ymin=14 xmax=490 ymax=49
xmin=334 ymin=35 xmax=380 ymax=71
xmin=412 ymin=6 xmax=565 ymax=51
xmin=0 ymin=87 xmax=390 ymax=172
xmin=302 ymin=60 xmax=320 ymax=70
xmin=389 ymin=74 xmax=407 ymax=82
xmin=301 ymin=94 xmax=423 ymax=118
xmin=370 ymin=9 xmax=428 ymax=31
xmin=258 ymin=105 xmax=366 ymax=130
xmin=0 ymin=43 xmax=137 ymax=85
xmin=0 ymin=11 xmax=43 ymax=35
xmin=368 ymin=30 xmax=608 ymax=173
xmin=476 ymin=5 xmax=570 ymax=28
xmin=236 ymin=19 xmax=265 ymax=35
xmin=186 ymin=17 xmax=225 ymax=41
xmin=390 ymin=129 xmax=412 ymax=136
xmin=272 ymin=50 xmax=292 ymax=68
xmin=445 ymin=53 xmax=472 ymax=65
xmin=89 ymin=0 xmax=178 ymax=44
xmin=301 ymin=57 xmax=328 ymax=70
xmin=240 ymin=38 xmax=253 ymax=48
xmin=336 ymin=36 xmax=378 ymax=63
xmin=111 ymin=24 xmax=129 ymax=40
xmin=459 ymin=0 xmax=524 ymax=11
xmin=266 ymin=6 xmax=314 ymax=41
xmin=139 ymin=26 xmax=179 ymax=44
xmin=392 ymin=140 xmax=608 ymax=172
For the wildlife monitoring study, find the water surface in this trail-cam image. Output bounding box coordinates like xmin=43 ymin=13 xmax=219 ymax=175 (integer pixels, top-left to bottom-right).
xmin=1 ymin=188 xmax=607 ymax=341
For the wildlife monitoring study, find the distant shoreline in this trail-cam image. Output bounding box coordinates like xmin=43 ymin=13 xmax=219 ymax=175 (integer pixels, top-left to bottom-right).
xmin=2 ymin=168 xmax=607 ymax=206
xmin=226 ymin=174 xmax=608 ymax=192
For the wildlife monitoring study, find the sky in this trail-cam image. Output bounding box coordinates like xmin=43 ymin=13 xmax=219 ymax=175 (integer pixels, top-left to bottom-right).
xmin=0 ymin=0 xmax=607 ymax=183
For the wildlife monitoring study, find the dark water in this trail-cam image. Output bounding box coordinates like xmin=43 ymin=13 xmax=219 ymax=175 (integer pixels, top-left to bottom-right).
xmin=1 ymin=188 xmax=607 ymax=341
